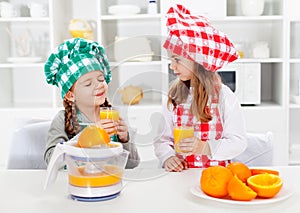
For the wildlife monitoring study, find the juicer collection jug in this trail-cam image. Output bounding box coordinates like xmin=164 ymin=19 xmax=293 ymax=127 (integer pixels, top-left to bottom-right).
xmin=44 ymin=140 xmax=129 ymax=201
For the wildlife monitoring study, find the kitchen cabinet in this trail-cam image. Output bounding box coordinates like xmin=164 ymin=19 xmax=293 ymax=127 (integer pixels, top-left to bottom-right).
xmin=0 ymin=0 xmax=299 ymax=167
xmin=224 ymin=0 xmax=288 ymax=166
xmin=0 ymin=0 xmax=55 ymax=167
xmin=287 ymin=0 xmax=300 ymax=164
xmin=0 ymin=0 xmax=52 ymax=108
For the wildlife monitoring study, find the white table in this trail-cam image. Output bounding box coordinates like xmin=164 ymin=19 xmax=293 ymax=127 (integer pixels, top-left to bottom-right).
xmin=0 ymin=166 xmax=299 ymax=213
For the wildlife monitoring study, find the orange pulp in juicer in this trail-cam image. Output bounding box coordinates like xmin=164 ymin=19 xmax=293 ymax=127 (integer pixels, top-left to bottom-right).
xmin=68 ymin=165 xmax=123 ymax=187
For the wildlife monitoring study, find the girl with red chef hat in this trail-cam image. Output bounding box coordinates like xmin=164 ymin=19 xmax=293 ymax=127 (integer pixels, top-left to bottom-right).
xmin=154 ymin=4 xmax=247 ymax=172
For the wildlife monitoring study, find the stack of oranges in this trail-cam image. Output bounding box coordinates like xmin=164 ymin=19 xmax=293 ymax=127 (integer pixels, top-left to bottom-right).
xmin=200 ymin=162 xmax=283 ymax=201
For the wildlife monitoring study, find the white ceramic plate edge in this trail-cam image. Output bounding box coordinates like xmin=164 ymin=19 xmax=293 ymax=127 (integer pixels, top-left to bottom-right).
xmin=190 ymin=183 xmax=295 ymax=205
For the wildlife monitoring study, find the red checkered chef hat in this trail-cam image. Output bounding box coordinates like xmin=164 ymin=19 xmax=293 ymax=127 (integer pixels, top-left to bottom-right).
xmin=163 ymin=4 xmax=239 ymax=72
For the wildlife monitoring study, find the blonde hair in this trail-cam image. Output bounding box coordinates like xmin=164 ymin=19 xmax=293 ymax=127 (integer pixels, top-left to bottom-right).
xmin=167 ymin=63 xmax=221 ymax=122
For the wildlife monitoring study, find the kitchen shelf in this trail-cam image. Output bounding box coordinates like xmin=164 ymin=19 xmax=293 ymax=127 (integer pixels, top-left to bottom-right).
xmin=237 ymin=58 xmax=284 ymax=63
xmin=1 ymin=103 xmax=53 ymax=109
xmin=289 ymin=59 xmax=300 ymax=63
xmin=290 ymin=18 xmax=300 ymax=22
xmin=100 ymin=14 xmax=161 ymax=21
xmin=289 ymin=104 xmax=300 ymax=109
xmin=217 ymin=15 xmax=284 ymax=22
xmin=0 ymin=17 xmax=50 ymax=22
xmin=242 ymin=101 xmax=283 ymax=109
xmin=0 ymin=63 xmax=44 ymax=68
xmin=110 ymin=61 xmax=162 ymax=67
xmin=289 ymin=161 xmax=300 ymax=165
xmin=115 ymin=101 xmax=162 ymax=109
xmin=289 ymin=15 xmax=300 ymax=146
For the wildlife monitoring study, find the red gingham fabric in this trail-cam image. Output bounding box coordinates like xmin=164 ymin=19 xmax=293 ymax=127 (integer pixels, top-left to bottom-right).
xmin=173 ymin=91 xmax=230 ymax=168
xmin=163 ymin=4 xmax=239 ymax=72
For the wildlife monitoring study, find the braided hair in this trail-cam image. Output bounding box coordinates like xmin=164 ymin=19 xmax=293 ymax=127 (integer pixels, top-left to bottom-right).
xmin=63 ymin=97 xmax=112 ymax=138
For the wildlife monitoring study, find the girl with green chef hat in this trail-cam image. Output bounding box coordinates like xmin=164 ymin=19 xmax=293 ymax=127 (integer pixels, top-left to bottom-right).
xmin=44 ymin=38 xmax=140 ymax=169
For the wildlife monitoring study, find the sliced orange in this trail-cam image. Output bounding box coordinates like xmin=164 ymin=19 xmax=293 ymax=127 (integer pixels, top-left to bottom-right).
xmin=228 ymin=175 xmax=257 ymax=201
xmin=77 ymin=125 xmax=110 ymax=148
xmin=200 ymin=166 xmax=233 ymax=198
xmin=247 ymin=173 xmax=283 ymax=198
xmin=227 ymin=162 xmax=252 ymax=183
xmin=250 ymin=168 xmax=279 ymax=176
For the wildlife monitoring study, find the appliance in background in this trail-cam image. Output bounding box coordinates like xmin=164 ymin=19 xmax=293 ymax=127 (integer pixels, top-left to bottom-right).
xmin=168 ymin=62 xmax=261 ymax=106
xmin=218 ymin=63 xmax=261 ymax=105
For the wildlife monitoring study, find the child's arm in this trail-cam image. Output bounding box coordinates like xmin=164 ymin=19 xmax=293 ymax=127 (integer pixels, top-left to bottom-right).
xmin=154 ymin=99 xmax=177 ymax=168
xmin=44 ymin=110 xmax=69 ymax=166
xmin=208 ymin=85 xmax=247 ymax=160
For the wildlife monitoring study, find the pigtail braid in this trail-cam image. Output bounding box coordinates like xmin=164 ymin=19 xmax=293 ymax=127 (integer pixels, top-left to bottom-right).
xmin=63 ymin=98 xmax=81 ymax=137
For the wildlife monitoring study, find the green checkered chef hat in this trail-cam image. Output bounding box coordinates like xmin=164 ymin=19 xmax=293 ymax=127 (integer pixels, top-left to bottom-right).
xmin=44 ymin=38 xmax=112 ymax=99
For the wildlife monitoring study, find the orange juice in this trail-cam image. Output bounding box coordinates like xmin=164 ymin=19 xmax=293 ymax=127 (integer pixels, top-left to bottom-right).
xmin=173 ymin=126 xmax=194 ymax=153
xmin=68 ymin=165 xmax=123 ymax=187
xmin=100 ymin=108 xmax=119 ymax=138
xmin=100 ymin=109 xmax=119 ymax=122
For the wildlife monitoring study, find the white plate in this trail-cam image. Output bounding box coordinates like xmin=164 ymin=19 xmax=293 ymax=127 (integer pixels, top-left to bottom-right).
xmin=108 ymin=5 xmax=141 ymax=16
xmin=7 ymin=57 xmax=42 ymax=63
xmin=190 ymin=184 xmax=295 ymax=205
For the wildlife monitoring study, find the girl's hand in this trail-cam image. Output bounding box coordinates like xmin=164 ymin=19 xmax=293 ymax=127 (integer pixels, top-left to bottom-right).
xmin=177 ymin=137 xmax=211 ymax=156
xmin=115 ymin=117 xmax=129 ymax=143
xmin=163 ymin=156 xmax=188 ymax=172
xmin=98 ymin=119 xmax=116 ymax=136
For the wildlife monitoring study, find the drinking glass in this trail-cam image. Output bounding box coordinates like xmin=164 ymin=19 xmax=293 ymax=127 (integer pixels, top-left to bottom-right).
xmin=173 ymin=113 xmax=194 ymax=154
xmin=100 ymin=107 xmax=120 ymax=141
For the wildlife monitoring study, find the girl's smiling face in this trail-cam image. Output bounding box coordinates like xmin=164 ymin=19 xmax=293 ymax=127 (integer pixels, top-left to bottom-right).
xmin=169 ymin=54 xmax=195 ymax=81
xmin=72 ymin=70 xmax=108 ymax=107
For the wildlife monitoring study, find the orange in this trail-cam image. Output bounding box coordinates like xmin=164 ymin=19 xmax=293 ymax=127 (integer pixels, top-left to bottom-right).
xmin=200 ymin=166 xmax=233 ymax=198
xmin=227 ymin=162 xmax=252 ymax=183
xmin=77 ymin=125 xmax=110 ymax=148
xmin=228 ymin=175 xmax=257 ymax=201
xmin=247 ymin=173 xmax=283 ymax=198
xmin=250 ymin=168 xmax=279 ymax=176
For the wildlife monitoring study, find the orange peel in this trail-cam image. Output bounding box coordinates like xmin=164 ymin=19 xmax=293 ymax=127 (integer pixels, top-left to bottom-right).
xmin=247 ymin=173 xmax=283 ymax=198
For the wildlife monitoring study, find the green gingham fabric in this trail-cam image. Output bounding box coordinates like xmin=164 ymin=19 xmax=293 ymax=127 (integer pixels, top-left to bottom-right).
xmin=44 ymin=38 xmax=112 ymax=99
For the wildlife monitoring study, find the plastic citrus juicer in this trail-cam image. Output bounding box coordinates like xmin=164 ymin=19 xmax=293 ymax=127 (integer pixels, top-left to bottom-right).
xmin=44 ymin=134 xmax=129 ymax=201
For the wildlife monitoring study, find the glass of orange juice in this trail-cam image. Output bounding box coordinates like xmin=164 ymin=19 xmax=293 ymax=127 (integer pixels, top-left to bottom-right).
xmin=174 ymin=125 xmax=194 ymax=154
xmin=100 ymin=107 xmax=120 ymax=141
xmin=173 ymin=109 xmax=194 ymax=154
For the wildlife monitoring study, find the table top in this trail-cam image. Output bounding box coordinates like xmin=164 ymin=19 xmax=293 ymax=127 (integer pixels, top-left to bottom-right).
xmin=0 ymin=166 xmax=299 ymax=213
